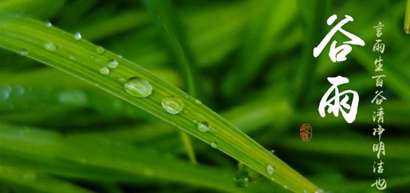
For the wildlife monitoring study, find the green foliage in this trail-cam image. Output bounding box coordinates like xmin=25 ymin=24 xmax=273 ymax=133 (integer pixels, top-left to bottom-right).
xmin=1 ymin=0 xmax=409 ymax=193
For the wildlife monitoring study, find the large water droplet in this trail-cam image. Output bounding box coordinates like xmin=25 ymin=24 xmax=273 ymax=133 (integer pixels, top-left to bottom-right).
xmin=18 ymin=49 xmax=29 ymax=56
xmin=124 ymin=77 xmax=153 ymax=98
xmin=44 ymin=42 xmax=56 ymax=51
xmin=100 ymin=66 xmax=110 ymax=75
xmin=95 ymin=46 xmax=105 ymax=54
xmin=107 ymin=59 xmax=118 ymax=68
xmin=58 ymin=89 xmax=88 ymax=106
xmin=74 ymin=32 xmax=82 ymax=40
xmin=210 ymin=142 xmax=218 ymax=148
xmin=266 ymin=165 xmax=275 ymax=175
xmin=161 ymin=97 xmax=184 ymax=114
xmin=197 ymin=121 xmax=210 ymax=132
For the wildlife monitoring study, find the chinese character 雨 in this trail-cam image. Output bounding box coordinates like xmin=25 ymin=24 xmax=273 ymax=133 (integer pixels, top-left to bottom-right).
xmin=373 ymin=141 xmax=386 ymax=159
xmin=314 ymin=14 xmax=365 ymax=62
xmin=371 ymin=90 xmax=387 ymax=105
xmin=371 ymin=177 xmax=387 ymax=190
xmin=373 ymin=124 xmax=385 ymax=140
xmin=373 ymin=160 xmax=384 ymax=174
xmin=373 ymin=39 xmax=385 ymax=54
xmin=318 ymin=76 xmax=359 ymax=123
xmin=373 ymin=107 xmax=385 ymax=124
xmin=374 ymin=56 xmax=384 ymax=71
xmin=372 ymin=74 xmax=386 ymax=87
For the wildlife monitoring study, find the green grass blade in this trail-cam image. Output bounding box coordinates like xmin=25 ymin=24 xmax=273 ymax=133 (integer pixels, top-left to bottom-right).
xmin=405 ymin=0 xmax=410 ymax=34
xmin=0 ymin=14 xmax=320 ymax=192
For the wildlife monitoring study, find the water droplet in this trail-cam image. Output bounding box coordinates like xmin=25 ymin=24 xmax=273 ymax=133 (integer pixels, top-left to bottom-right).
xmin=161 ymin=97 xmax=184 ymax=114
xmin=44 ymin=42 xmax=56 ymax=51
xmin=58 ymin=89 xmax=88 ymax=106
xmin=124 ymin=77 xmax=153 ymax=98
xmin=74 ymin=31 xmax=82 ymax=40
xmin=210 ymin=142 xmax=218 ymax=148
xmin=95 ymin=46 xmax=105 ymax=54
xmin=266 ymin=165 xmax=275 ymax=175
xmin=314 ymin=189 xmax=324 ymax=193
xmin=100 ymin=66 xmax=110 ymax=75
xmin=18 ymin=49 xmax=29 ymax=56
xmin=197 ymin=121 xmax=210 ymax=132
xmin=195 ymin=99 xmax=202 ymax=105
xmin=45 ymin=21 xmax=52 ymax=27
xmin=107 ymin=59 xmax=118 ymax=68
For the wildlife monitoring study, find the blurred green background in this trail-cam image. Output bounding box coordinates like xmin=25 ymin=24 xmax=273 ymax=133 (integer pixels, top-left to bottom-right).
xmin=0 ymin=0 xmax=409 ymax=192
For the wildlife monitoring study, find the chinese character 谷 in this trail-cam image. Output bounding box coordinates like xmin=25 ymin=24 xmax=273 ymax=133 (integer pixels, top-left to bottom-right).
xmin=371 ymin=177 xmax=387 ymax=190
xmin=371 ymin=90 xmax=387 ymax=105
xmin=318 ymin=76 xmax=359 ymax=123
xmin=313 ymin=14 xmax=365 ymax=62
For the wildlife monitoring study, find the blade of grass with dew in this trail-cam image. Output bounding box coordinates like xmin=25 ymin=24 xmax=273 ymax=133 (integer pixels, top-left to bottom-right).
xmin=0 ymin=14 xmax=321 ymax=192
xmin=0 ymin=165 xmax=96 ymax=193
xmin=0 ymin=123 xmax=258 ymax=193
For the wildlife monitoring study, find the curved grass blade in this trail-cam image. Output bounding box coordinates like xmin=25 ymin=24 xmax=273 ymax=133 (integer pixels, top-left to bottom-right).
xmin=0 ymin=14 xmax=320 ymax=192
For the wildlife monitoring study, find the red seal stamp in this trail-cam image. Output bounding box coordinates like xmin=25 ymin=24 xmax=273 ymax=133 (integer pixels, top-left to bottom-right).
xmin=300 ymin=124 xmax=312 ymax=142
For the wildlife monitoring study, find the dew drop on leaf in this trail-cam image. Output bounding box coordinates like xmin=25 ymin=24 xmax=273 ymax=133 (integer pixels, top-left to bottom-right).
xmin=45 ymin=21 xmax=52 ymax=27
xmin=95 ymin=46 xmax=105 ymax=54
xmin=197 ymin=121 xmax=209 ymax=132
xmin=315 ymin=189 xmax=324 ymax=193
xmin=161 ymin=97 xmax=184 ymax=114
xmin=124 ymin=77 xmax=153 ymax=98
xmin=107 ymin=59 xmax=118 ymax=68
xmin=74 ymin=32 xmax=82 ymax=40
xmin=195 ymin=99 xmax=202 ymax=105
xmin=210 ymin=142 xmax=218 ymax=148
xmin=100 ymin=66 xmax=110 ymax=75
xmin=266 ymin=164 xmax=275 ymax=175
xmin=18 ymin=49 xmax=29 ymax=56
xmin=44 ymin=42 xmax=56 ymax=51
